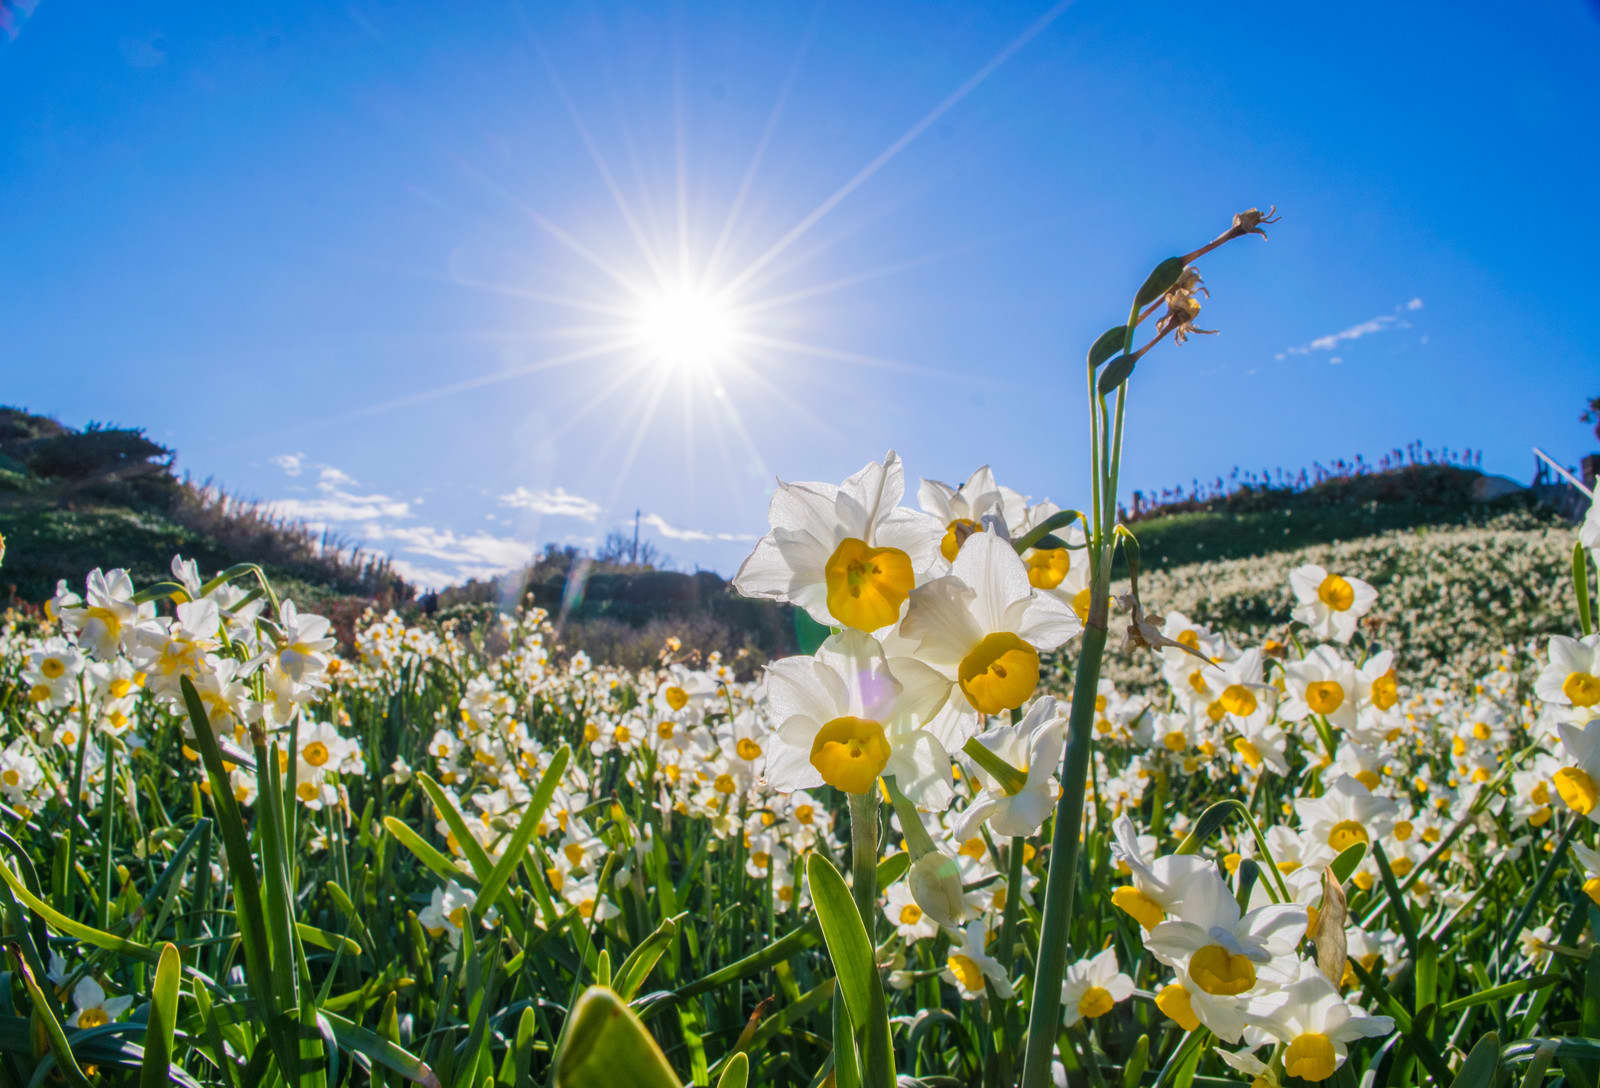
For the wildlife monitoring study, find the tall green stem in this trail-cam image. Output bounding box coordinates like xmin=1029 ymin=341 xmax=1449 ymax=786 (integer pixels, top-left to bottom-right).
xmin=1019 ymin=573 xmax=1112 ymax=1088
xmin=848 ymin=791 xmax=880 ymax=942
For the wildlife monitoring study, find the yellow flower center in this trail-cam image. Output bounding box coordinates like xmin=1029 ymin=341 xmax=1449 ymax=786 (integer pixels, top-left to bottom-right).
xmin=714 ymin=773 xmax=738 ymax=794
xmin=1355 ymin=770 xmax=1381 ymax=791
xmin=824 ymin=537 xmax=914 ymax=631
xmin=303 ymin=741 xmax=330 ymax=767
xmin=1188 ymin=943 xmax=1257 ymax=996
xmin=794 ymin=804 xmax=814 ymax=825
xmin=959 ymin=836 xmax=987 ymax=860
xmin=1071 ymin=587 xmax=1091 ymax=622
xmin=41 ymin=658 xmax=65 ymax=679
xmin=1111 ymin=886 xmax=1165 ymax=929
xmin=1024 ymin=547 xmax=1070 ymax=590
xmin=1329 ymin=819 xmax=1369 ymax=853
xmin=1077 ymin=985 xmax=1114 ymax=1020
xmin=1284 ymin=1032 xmax=1338 ymax=1082
xmin=1177 ymin=630 xmax=1201 ymax=651
xmin=657 ymin=721 xmax=675 ymax=739
xmin=664 ymin=686 xmax=689 ymax=711
xmin=1163 ymin=730 xmax=1188 ymax=752
xmin=958 ymin=633 xmax=1040 ymax=716
xmin=583 ymin=722 xmax=599 ymax=743
xmin=809 ymin=716 xmax=891 ymax=794
xmin=1555 ymin=766 xmax=1599 ymax=815
xmin=1564 ymin=672 xmax=1600 ymax=707
xmin=1220 ymin=684 xmax=1258 ymax=717
xmin=736 ymin=737 xmax=763 ymax=761
xmin=941 ymin=518 xmax=982 ymax=562
xmin=1155 ymin=983 xmax=1199 ymax=1030
xmin=109 ymin=677 xmax=133 ymax=698
xmin=296 ymin=781 xmax=320 ymax=802
xmin=1305 ymin=681 xmax=1345 ymax=715
xmin=947 ymin=952 xmax=984 ymax=992
xmin=1585 ymin=876 xmax=1600 ymax=908
xmin=1317 ymin=573 xmax=1355 ymax=612
xmin=614 ymin=724 xmax=632 ymax=744
xmin=1233 ymin=737 xmax=1263 ymax=769
xmin=78 ymin=1007 xmax=110 ymax=1029
xmin=899 ymin=903 xmax=923 ymax=925
xmin=1371 ymin=669 xmax=1399 ymax=710
xmin=448 ymin=905 xmax=467 ymax=928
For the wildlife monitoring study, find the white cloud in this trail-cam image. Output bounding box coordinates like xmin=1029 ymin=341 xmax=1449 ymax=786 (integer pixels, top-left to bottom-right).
xmin=374 ymin=525 xmax=533 ymax=570
xmin=499 ymin=486 xmax=602 ymax=521
xmin=641 ymin=513 xmax=756 ymax=543
xmin=270 ymin=452 xmax=306 ymax=477
xmin=1280 ymin=297 xmax=1423 ymax=358
xmin=267 ymin=462 xmax=411 ymax=523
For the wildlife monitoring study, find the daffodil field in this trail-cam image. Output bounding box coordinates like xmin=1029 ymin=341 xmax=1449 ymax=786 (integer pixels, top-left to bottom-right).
xmin=6 ymin=211 xmax=1600 ymax=1088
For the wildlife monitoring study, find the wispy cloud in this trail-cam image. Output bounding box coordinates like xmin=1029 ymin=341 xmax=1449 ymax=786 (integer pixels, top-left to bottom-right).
xmin=370 ymin=525 xmax=534 ymax=589
xmin=270 ymin=452 xmax=306 ymax=477
xmin=641 ymin=513 xmax=756 ymax=543
xmin=266 ymin=458 xmax=412 ymax=522
xmin=499 ymin=486 xmax=602 ymax=521
xmin=1276 ymin=298 xmax=1423 ymax=360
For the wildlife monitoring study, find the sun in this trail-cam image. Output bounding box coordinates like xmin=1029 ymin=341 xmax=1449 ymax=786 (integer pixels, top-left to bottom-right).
xmin=632 ymin=285 xmax=738 ymax=372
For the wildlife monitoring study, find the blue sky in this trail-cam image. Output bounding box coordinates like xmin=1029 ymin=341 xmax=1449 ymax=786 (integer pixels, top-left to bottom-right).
xmin=4 ymin=1 xmax=1597 ymax=588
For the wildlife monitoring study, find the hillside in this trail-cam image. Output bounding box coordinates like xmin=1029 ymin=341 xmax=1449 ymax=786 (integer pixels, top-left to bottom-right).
xmin=0 ymin=406 xmax=409 ymax=612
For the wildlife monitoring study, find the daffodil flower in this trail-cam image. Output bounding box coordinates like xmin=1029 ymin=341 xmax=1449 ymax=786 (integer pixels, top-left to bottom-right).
xmin=1281 ymin=645 xmax=1360 ymax=732
xmin=1144 ymin=868 xmax=1307 ymax=1010
xmin=1107 ymin=815 xmax=1214 ymax=931
xmin=899 ymin=532 xmax=1080 ymax=726
xmin=733 ymin=451 xmax=942 ymax=632
xmin=761 ymin=630 xmax=956 ymax=808
xmin=1294 ymin=774 xmax=1399 ymax=856
xmin=954 ymin=696 xmax=1065 ymax=839
xmin=1536 ymin=635 xmax=1600 ymax=721
xmin=1244 ymin=960 xmax=1394 ymax=1083
xmin=67 ymin=978 xmax=133 ymax=1029
xmin=918 ymin=466 xmax=1027 ymax=564
xmin=1289 ymin=564 xmax=1376 ymax=643
xmin=941 ymin=920 xmax=1012 ymax=1000
xmin=1555 ymin=718 xmax=1600 ymax=822
xmin=1060 ymin=947 xmax=1134 ymax=1027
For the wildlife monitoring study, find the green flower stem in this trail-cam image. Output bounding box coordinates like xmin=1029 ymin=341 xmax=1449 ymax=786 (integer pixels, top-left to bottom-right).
xmin=849 ymin=790 xmax=880 ymax=943
xmin=98 ymin=742 xmax=116 ymax=931
xmin=1019 ymin=610 xmax=1109 ymax=1088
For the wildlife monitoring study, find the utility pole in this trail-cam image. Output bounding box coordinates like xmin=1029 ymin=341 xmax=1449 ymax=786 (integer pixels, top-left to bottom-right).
xmin=631 ymin=508 xmax=640 ymax=565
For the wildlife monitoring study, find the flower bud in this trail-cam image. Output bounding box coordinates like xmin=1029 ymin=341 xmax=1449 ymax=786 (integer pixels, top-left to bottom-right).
xmin=908 ymin=850 xmax=967 ymax=927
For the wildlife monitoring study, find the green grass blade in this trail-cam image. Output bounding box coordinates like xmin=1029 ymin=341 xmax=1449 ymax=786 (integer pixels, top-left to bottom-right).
xmin=555 ymin=987 xmax=682 ymax=1088
xmin=140 ymin=943 xmax=182 ymax=1088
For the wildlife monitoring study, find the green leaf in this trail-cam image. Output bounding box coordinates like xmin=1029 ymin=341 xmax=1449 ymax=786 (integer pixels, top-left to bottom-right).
xmin=416 ymin=773 xmax=495 ymax=880
xmin=1097 ymin=354 xmax=1137 ymax=395
xmin=1331 ymin=840 xmax=1368 ymax=884
xmin=715 ymin=1052 xmax=749 ymax=1088
xmin=473 ymin=744 xmax=570 ymax=921
xmin=13 ymin=951 xmax=93 ymax=1088
xmin=614 ymin=914 xmax=684 ymax=1001
xmin=874 ymin=851 xmax=910 ymax=890
xmin=1122 ymin=1034 xmax=1149 ymax=1088
xmin=1578 ymin=541 xmax=1595 ymax=636
xmin=1012 ymin=509 xmax=1085 ymax=555
xmin=1585 ymin=948 xmax=1600 ymax=1037
xmin=319 ymin=1008 xmax=442 ymax=1088
xmin=140 ymin=943 xmax=182 ymax=1088
xmin=556 ymin=986 xmax=683 ymax=1088
xmin=1088 ymin=326 xmax=1128 ymax=369
xmin=806 ymin=852 xmax=894 ymax=1088
xmin=1135 ymin=256 xmax=1185 ymax=307
xmin=1450 ymin=1031 xmax=1500 ymax=1088
xmin=383 ymin=817 xmax=474 ymax=887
